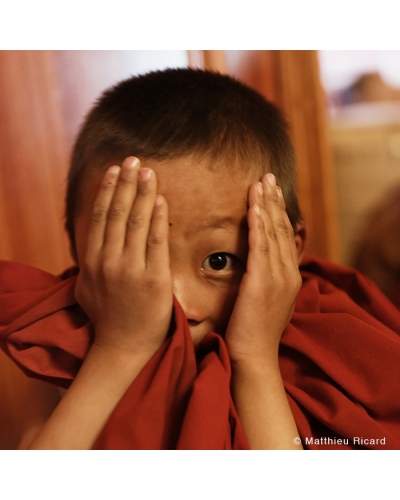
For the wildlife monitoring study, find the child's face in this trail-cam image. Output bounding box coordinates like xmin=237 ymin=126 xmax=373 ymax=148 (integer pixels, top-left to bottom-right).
xmin=75 ymin=157 xmax=259 ymax=344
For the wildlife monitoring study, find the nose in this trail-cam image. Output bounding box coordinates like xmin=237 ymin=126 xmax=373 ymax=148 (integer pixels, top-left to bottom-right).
xmin=172 ymin=275 xmax=211 ymax=344
xmin=172 ymin=276 xmax=205 ymax=326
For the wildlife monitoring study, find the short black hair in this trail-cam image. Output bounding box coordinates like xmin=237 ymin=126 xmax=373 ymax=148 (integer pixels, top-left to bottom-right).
xmin=65 ymin=67 xmax=302 ymax=256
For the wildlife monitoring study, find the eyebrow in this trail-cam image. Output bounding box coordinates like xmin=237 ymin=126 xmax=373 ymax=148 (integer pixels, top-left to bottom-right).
xmin=198 ymin=217 xmax=243 ymax=231
xmin=196 ymin=198 xmax=249 ymax=232
xmin=199 ymin=214 xmax=249 ymax=234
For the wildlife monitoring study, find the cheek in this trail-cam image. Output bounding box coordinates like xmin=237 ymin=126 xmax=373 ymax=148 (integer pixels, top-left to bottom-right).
xmin=209 ymin=283 xmax=241 ymax=334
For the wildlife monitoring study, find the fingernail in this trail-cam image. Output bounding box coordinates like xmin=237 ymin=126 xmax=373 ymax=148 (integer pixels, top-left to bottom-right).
xmin=103 ymin=166 xmax=120 ymax=186
xmin=107 ymin=166 xmax=120 ymax=176
xmin=155 ymin=195 xmax=164 ymax=206
xmin=266 ymin=173 xmax=276 ymax=185
xmin=257 ymin=182 xmax=263 ymax=195
xmin=254 ymin=204 xmax=260 ymax=215
xmin=139 ymin=168 xmax=151 ymax=181
xmin=126 ymin=157 xmax=140 ymax=169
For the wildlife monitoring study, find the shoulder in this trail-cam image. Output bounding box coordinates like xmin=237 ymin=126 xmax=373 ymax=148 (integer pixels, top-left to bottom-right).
xmin=297 ymin=255 xmax=400 ymax=333
xmin=0 ymin=260 xmax=60 ymax=291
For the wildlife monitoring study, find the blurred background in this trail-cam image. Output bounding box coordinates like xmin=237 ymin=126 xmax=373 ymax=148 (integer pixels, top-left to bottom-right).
xmin=320 ymin=51 xmax=400 ymax=265
xmin=1 ymin=50 xmax=399 ymax=448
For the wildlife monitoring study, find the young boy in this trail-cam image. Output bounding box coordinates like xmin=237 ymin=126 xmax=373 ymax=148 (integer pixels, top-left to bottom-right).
xmin=1 ymin=68 xmax=399 ymax=450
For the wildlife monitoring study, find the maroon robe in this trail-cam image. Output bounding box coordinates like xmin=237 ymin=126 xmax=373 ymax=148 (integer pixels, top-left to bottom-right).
xmin=1 ymin=257 xmax=399 ymax=449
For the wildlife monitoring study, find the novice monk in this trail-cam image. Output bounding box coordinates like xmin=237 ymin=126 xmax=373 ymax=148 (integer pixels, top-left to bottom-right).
xmin=1 ymin=68 xmax=400 ymax=450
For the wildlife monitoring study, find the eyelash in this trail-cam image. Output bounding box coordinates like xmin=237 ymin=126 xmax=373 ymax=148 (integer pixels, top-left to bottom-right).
xmin=201 ymin=253 xmax=241 ymax=273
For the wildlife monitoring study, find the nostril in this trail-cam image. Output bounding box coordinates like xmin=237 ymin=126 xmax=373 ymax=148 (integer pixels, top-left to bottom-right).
xmin=187 ymin=319 xmax=200 ymax=328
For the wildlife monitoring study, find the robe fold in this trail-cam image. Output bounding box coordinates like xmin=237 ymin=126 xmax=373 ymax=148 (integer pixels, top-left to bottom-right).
xmin=1 ymin=257 xmax=399 ymax=449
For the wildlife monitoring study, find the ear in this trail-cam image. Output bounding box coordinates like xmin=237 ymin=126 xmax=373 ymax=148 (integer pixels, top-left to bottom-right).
xmin=294 ymin=221 xmax=307 ymax=264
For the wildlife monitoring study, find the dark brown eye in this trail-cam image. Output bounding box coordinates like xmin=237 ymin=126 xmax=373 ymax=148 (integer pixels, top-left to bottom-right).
xmin=208 ymin=253 xmax=228 ymax=270
xmin=202 ymin=252 xmax=244 ymax=276
xmin=202 ymin=253 xmax=236 ymax=272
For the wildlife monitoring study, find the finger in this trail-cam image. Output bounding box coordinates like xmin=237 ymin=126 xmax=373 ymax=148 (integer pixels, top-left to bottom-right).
xmin=262 ymin=174 xmax=297 ymax=267
xmin=254 ymin=179 xmax=282 ymax=269
xmin=86 ymin=165 xmax=120 ymax=258
xmin=276 ymin=186 xmax=299 ymax=264
xmin=103 ymin=157 xmax=140 ymax=253
xmin=146 ymin=195 xmax=170 ymax=272
xmin=124 ymin=167 xmax=158 ymax=264
xmin=246 ymin=201 xmax=273 ymax=278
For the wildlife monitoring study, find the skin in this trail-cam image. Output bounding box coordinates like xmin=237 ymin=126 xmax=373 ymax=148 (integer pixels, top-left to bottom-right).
xmin=75 ymin=156 xmax=253 ymax=346
xmin=20 ymin=155 xmax=306 ymax=450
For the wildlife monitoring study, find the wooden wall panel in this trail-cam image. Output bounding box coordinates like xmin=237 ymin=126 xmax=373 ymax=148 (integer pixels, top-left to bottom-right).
xmin=224 ymin=50 xmax=280 ymax=104
xmin=275 ymin=51 xmax=339 ymax=262
xmin=0 ymin=51 xmax=74 ymax=275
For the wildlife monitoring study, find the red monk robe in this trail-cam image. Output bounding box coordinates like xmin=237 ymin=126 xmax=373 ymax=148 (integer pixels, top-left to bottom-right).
xmin=1 ymin=256 xmax=400 ymax=450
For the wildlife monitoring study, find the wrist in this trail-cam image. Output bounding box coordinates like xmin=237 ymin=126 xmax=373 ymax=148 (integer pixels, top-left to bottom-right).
xmin=230 ymin=353 xmax=281 ymax=379
xmin=229 ymin=344 xmax=279 ymax=369
xmin=90 ymin=337 xmax=161 ymax=367
xmin=93 ymin=327 xmax=167 ymax=358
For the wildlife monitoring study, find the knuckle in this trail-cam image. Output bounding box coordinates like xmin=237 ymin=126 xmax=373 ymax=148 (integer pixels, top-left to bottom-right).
xmin=138 ymin=183 xmax=152 ymax=196
xmin=82 ymin=257 xmax=96 ymax=275
xmin=267 ymin=229 xmax=278 ymax=241
xmin=99 ymin=258 xmax=118 ymax=278
xmin=127 ymin=212 xmax=145 ymax=229
xmin=140 ymin=268 xmax=170 ymax=291
xmin=100 ymin=181 xmax=117 ymax=192
xmin=257 ymin=242 xmax=270 ymax=256
xmin=147 ymin=232 xmax=164 ymax=246
xmin=294 ymin=272 xmax=302 ymax=290
xmin=276 ymin=222 xmax=290 ymax=237
xmin=118 ymin=174 xmax=134 ymax=186
xmin=268 ymin=191 xmax=279 ymax=203
xmin=107 ymin=202 xmax=127 ymax=220
xmin=256 ymin=218 xmax=265 ymax=232
xmin=91 ymin=205 xmax=107 ymax=223
xmin=141 ymin=276 xmax=160 ymax=290
xmin=287 ymin=270 xmax=302 ymax=293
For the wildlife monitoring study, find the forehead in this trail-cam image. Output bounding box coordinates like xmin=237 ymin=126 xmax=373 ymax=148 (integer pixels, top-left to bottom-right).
xmin=74 ymin=156 xmax=261 ymax=265
xmin=142 ymin=156 xmax=258 ymax=228
xmin=78 ymin=155 xmax=260 ymax=232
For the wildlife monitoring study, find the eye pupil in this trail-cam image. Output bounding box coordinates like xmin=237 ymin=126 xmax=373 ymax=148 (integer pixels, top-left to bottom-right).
xmin=209 ymin=253 xmax=228 ymax=270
